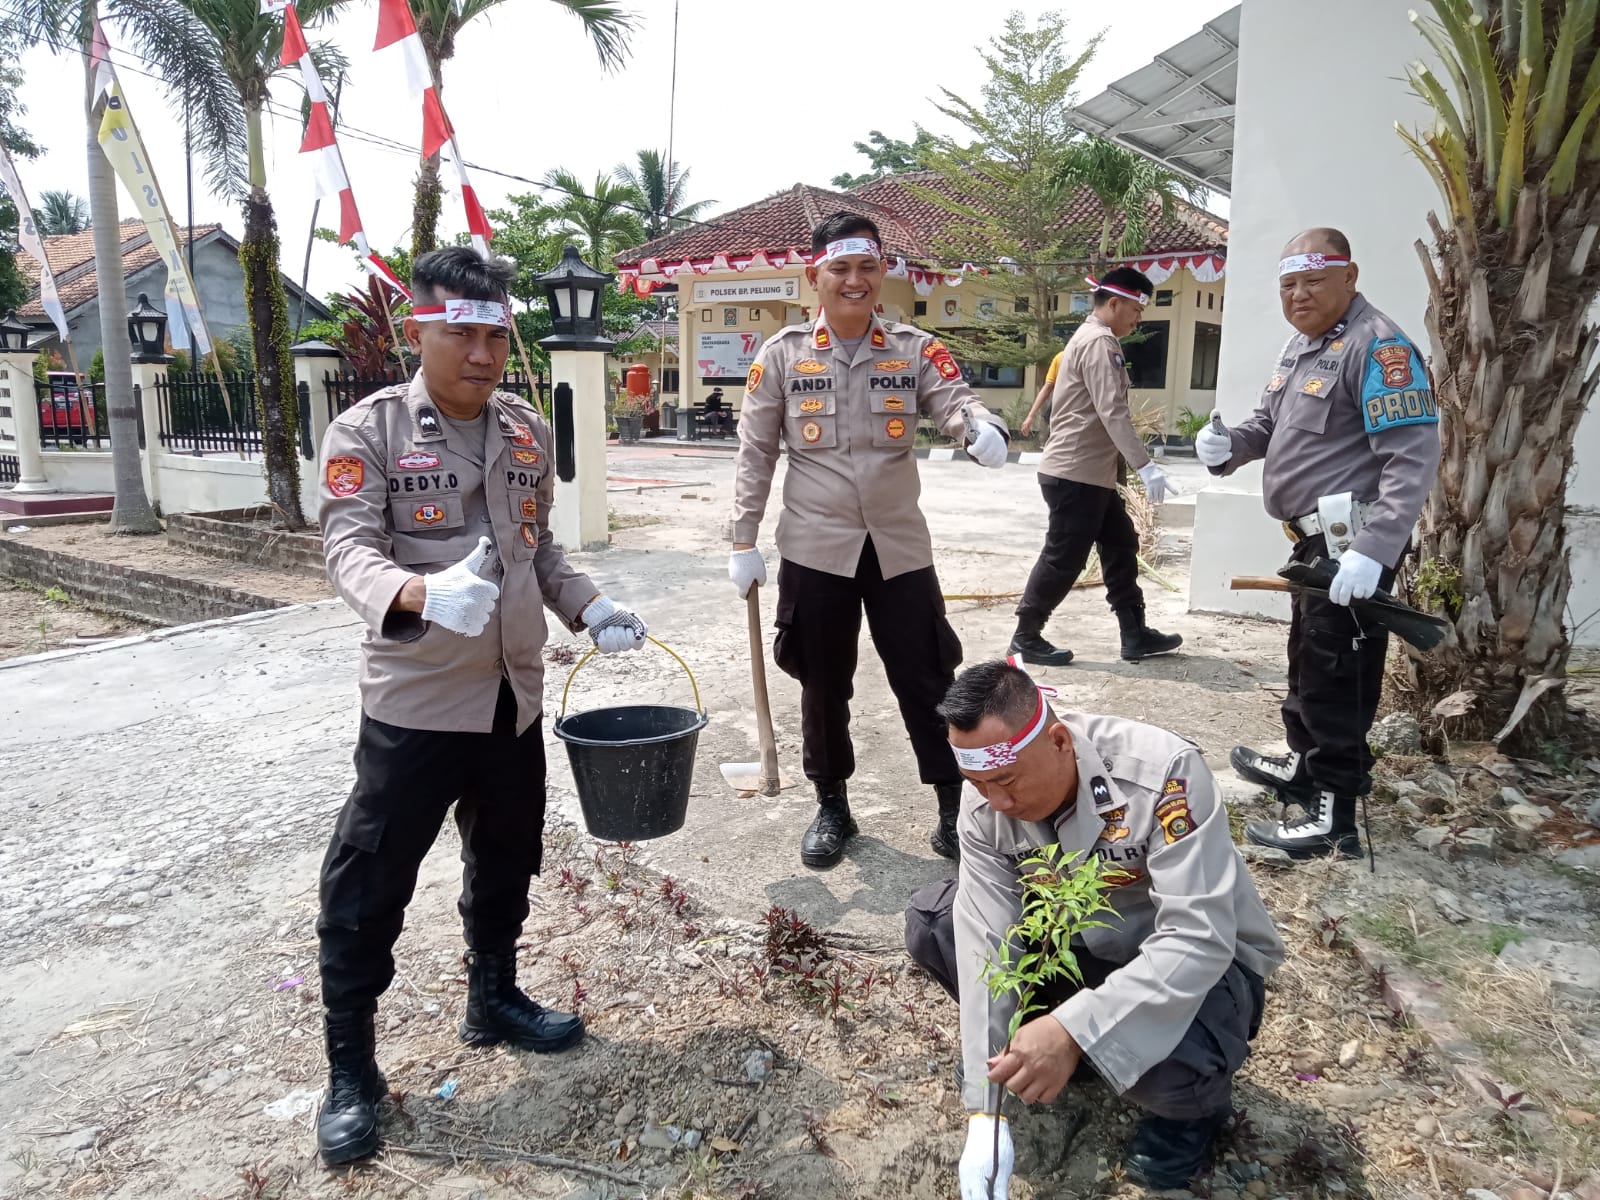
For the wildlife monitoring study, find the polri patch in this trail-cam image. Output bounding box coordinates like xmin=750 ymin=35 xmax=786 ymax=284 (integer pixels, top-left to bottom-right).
xmin=325 ymin=455 xmax=364 ymax=497
xmin=794 ymin=359 xmax=828 ymax=374
xmin=396 ymin=450 xmax=441 ymax=470
xmin=875 ymin=359 xmax=911 ymax=371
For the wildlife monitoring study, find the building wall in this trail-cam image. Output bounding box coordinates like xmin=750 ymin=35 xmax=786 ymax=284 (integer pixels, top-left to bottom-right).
xmin=673 ymin=265 xmax=1227 ymax=434
xmin=1191 ymin=0 xmax=1600 ymax=645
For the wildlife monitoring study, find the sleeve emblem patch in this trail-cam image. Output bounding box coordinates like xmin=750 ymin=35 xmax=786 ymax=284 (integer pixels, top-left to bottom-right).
xmin=326 ymin=455 xmax=364 ymax=497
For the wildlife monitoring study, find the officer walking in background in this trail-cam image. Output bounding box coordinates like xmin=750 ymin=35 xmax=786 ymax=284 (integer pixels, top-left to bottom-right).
xmin=728 ymin=211 xmax=1011 ymax=868
xmin=1010 ymin=267 xmax=1182 ymax=667
xmin=906 ymin=660 xmax=1284 ymax=1195
xmin=312 ymin=248 xmax=649 ymax=1164
xmin=1197 ymin=228 xmax=1439 ymax=860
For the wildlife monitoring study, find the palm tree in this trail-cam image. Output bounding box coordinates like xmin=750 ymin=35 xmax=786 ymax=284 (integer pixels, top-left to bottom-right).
xmin=1398 ymin=0 xmax=1600 ymax=745
xmin=1053 ymin=137 xmax=1208 ymax=271
xmin=31 ymin=188 xmax=90 ymax=234
xmin=541 ymin=168 xmax=646 ymax=265
xmin=7 ymin=0 xmax=236 ymax=535
xmin=140 ymin=0 xmax=351 ymax=531
xmin=613 ymin=149 xmax=712 ymax=239
xmin=408 ymin=0 xmax=636 ymax=261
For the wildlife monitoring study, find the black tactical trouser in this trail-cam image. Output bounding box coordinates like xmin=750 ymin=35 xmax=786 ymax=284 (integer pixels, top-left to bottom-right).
xmin=1016 ymin=476 xmax=1144 ymax=624
xmin=1282 ymin=534 xmax=1396 ymax=798
xmin=317 ymin=679 xmax=547 ymax=1013
xmin=774 ymin=537 xmax=964 ymax=787
xmin=904 ymin=878 xmax=1265 ymax=1119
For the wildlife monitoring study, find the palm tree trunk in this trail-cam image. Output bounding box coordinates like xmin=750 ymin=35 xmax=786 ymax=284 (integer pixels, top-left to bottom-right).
xmin=411 ymin=152 xmax=443 ymax=262
xmin=240 ymin=106 xmax=305 ymax=530
xmin=83 ymin=46 xmax=159 ymax=534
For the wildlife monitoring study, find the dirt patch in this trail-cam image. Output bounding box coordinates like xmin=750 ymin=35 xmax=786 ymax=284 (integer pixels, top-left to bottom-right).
xmin=0 ymin=579 xmax=153 ymax=661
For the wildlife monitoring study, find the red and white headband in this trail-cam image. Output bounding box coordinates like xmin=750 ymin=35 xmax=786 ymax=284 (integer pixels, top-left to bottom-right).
xmin=949 ymin=656 xmax=1060 ymax=772
xmin=816 ymin=236 xmax=882 ymax=264
xmin=413 ymin=298 xmax=511 ymax=328
xmin=1278 ymin=252 xmax=1350 ymax=277
xmin=1085 ymin=275 xmax=1149 ymax=306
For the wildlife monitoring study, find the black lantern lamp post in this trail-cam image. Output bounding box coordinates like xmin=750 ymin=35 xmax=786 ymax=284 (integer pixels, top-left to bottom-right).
xmin=0 ymin=310 xmax=30 ymax=353
xmin=127 ymin=293 xmax=169 ymax=360
xmin=536 ymin=244 xmax=615 ymax=352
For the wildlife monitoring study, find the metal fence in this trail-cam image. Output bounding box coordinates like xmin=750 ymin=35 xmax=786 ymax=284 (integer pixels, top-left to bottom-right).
xmin=0 ymin=453 xmax=18 ymax=485
xmin=322 ymin=369 xmax=547 ymax=421
xmin=155 ymin=371 xmax=264 ymax=457
xmin=35 ymin=379 xmax=108 ymax=451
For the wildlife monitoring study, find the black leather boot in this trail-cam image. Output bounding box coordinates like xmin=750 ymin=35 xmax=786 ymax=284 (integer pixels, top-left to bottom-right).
xmin=1008 ymin=613 xmax=1073 ymax=666
xmin=800 ymin=780 xmax=857 ymax=868
xmin=459 ymin=949 xmax=585 ymax=1052
xmin=1123 ymin=1109 xmax=1230 ymax=1189
xmin=1117 ymin=606 xmax=1183 ymax=660
xmin=316 ymin=1009 xmax=383 ymax=1166
xmin=1246 ymin=789 xmax=1363 ymax=860
xmin=1231 ymin=745 xmax=1314 ymax=801
xmin=930 ymin=782 xmax=962 ymax=860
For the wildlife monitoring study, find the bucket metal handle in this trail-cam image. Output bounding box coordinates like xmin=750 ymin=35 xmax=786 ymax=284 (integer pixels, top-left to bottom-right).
xmin=559 ymin=636 xmax=703 ymax=718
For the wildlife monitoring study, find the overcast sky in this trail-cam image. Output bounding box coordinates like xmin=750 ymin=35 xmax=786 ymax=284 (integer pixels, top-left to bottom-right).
xmin=8 ymin=0 xmax=1233 ymax=301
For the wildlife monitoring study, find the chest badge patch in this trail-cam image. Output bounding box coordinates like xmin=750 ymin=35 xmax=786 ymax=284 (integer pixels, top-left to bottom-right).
xmin=1099 ymin=806 xmax=1131 ymax=844
xmin=882 ymin=396 xmax=907 ymax=412
xmin=794 ymin=359 xmax=828 ymax=374
xmin=396 ymin=450 xmax=441 ymax=471
xmin=414 ymin=503 xmax=445 ymax=525
xmin=512 ymin=449 xmax=540 ymax=466
xmin=1303 ymin=377 xmax=1327 ymax=395
xmin=520 ymin=497 xmax=539 ymax=520
xmin=508 ymin=422 xmax=535 ymax=447
xmin=885 ymin=417 xmax=907 ymax=439
xmin=799 ymin=398 xmax=825 ymax=414
xmin=521 ymin=522 xmax=538 ymax=547
xmin=326 ymin=455 xmax=364 ymax=497
xmin=875 ymin=359 xmax=910 ymax=371
xmin=1268 ymin=373 xmax=1285 ymax=391
xmin=800 ymin=420 xmax=823 ymax=444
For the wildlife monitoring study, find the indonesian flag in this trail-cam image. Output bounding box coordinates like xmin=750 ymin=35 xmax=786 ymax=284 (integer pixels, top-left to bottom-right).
xmin=88 ymin=17 xmax=115 ymax=104
xmin=447 ymin=139 xmax=494 ymax=257
xmin=374 ymin=0 xmax=452 ymax=157
xmin=279 ymin=2 xmax=407 ymax=296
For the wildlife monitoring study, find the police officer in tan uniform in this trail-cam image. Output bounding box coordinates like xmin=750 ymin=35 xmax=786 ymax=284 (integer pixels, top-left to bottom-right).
xmin=312 ymin=248 xmax=648 ymax=1165
xmin=729 ymin=211 xmax=1010 ymax=868
xmin=905 ymin=660 xmax=1283 ymax=1196
xmin=1010 ymin=267 xmax=1182 ymax=667
xmin=1197 ymin=228 xmax=1439 ymax=860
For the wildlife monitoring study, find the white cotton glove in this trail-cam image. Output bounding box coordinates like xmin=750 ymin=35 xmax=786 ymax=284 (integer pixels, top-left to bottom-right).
xmin=420 ymin=536 xmax=500 ymax=637
xmin=965 ymin=420 xmax=1009 ymax=469
xmin=1328 ymin=550 xmax=1383 ymax=606
xmin=1136 ymin=461 xmax=1177 ymax=506
xmin=729 ymin=547 xmax=767 ymax=599
xmin=959 ymin=1114 xmax=1014 ymax=1200
xmin=1195 ymin=409 xmax=1233 ymax=467
xmin=582 ymin=595 xmax=648 ymax=654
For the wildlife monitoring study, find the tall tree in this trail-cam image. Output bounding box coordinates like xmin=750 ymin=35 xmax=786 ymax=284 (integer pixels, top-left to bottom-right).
xmin=407 ymin=0 xmax=636 ymax=262
xmin=830 ymin=128 xmax=936 ymax=188
xmin=32 ymin=188 xmax=90 ymax=234
xmin=1053 ymin=137 xmax=1205 ymax=271
xmin=613 ymin=149 xmax=711 ymax=239
xmin=911 ymin=11 xmax=1099 ymax=372
xmin=540 ymin=168 xmax=646 ymax=265
xmin=1399 ymin=0 xmax=1600 ymax=745
xmin=6 ymin=0 xmax=232 ymax=535
xmin=149 ymin=0 xmax=349 ymax=530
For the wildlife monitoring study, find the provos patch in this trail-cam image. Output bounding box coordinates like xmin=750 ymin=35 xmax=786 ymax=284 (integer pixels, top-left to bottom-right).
xmin=1361 ymin=336 xmax=1438 ymax=434
xmin=325 ymin=455 xmax=364 ymax=497
xmin=1155 ymin=778 xmax=1196 ymax=845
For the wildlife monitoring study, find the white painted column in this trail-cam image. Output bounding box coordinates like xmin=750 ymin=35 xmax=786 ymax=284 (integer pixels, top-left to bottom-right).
xmin=128 ymin=356 xmax=170 ymax=509
xmin=0 ymin=351 xmax=54 ymax=494
xmin=548 ymin=348 xmax=610 ymax=552
xmin=292 ymin=341 xmax=344 ymax=462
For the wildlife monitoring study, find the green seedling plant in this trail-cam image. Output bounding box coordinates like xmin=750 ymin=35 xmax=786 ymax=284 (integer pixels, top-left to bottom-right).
xmin=977 ymin=845 xmax=1119 ymax=1198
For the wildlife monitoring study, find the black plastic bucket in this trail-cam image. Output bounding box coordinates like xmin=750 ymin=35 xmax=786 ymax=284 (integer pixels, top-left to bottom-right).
xmin=555 ymin=704 xmax=708 ymax=840
xmin=553 ymin=639 xmax=709 ymax=840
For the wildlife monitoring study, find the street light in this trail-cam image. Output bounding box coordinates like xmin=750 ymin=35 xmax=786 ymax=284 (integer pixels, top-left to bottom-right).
xmin=536 ymin=244 xmax=615 ymax=352
xmin=127 ymin=293 xmax=168 ymax=359
xmin=0 ymin=310 xmax=30 ymax=353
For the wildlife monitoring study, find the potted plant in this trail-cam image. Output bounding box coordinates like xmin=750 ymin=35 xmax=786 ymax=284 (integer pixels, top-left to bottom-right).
xmin=613 ymin=391 xmax=654 ymax=445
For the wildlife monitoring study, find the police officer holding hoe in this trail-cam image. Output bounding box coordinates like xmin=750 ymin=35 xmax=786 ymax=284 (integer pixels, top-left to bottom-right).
xmin=1010 ymin=266 xmax=1183 ymax=668
xmin=905 ymin=660 xmax=1284 ymax=1196
xmin=1196 ymin=228 xmax=1439 ymax=860
xmin=729 ymin=211 xmax=1011 ymax=868
xmin=312 ymin=248 xmax=649 ymax=1165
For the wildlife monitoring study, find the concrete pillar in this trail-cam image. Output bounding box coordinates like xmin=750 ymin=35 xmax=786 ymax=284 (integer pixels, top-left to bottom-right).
xmin=547 ymin=348 xmax=610 ymax=552
xmin=0 ymin=351 xmax=53 ymax=494
xmin=129 ymin=355 xmax=171 ymax=510
xmin=292 ymin=340 xmax=343 ymax=461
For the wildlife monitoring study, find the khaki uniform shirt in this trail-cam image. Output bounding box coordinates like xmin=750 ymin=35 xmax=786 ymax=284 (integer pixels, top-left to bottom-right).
xmin=953 ymin=712 xmax=1285 ymax=1112
xmin=1212 ymin=293 xmax=1440 ymax=567
xmin=318 ymin=372 xmax=599 ymax=735
xmin=730 ymin=312 xmax=1008 ymax=579
xmin=1039 ymin=313 xmax=1151 ymax=489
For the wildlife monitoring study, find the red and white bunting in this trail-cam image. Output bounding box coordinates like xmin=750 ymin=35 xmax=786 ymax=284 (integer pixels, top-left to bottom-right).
xmin=279 ymin=2 xmax=407 ymax=296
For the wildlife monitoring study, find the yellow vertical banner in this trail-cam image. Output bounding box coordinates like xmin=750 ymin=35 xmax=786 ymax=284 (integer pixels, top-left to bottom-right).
xmin=96 ymin=81 xmax=215 ymax=356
